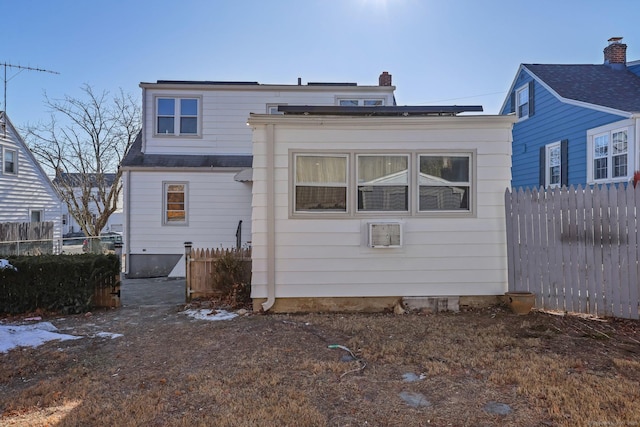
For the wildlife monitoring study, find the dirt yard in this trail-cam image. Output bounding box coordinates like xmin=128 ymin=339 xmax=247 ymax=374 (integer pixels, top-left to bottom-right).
xmin=1 ymin=301 xmax=639 ymax=427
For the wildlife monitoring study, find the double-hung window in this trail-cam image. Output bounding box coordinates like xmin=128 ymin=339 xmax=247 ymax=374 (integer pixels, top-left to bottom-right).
xmin=156 ymin=97 xmax=199 ymax=135
xmin=546 ymin=142 xmax=562 ymax=187
xmin=3 ymin=148 xmax=16 ymax=174
xmin=418 ymin=155 xmax=471 ymax=211
xmin=164 ymin=182 xmax=188 ymax=224
xmin=294 ymin=155 xmax=347 ymax=212
xmin=357 ymin=155 xmax=408 ymax=212
xmin=516 ymin=85 xmax=529 ymax=119
xmin=589 ymin=126 xmax=630 ymax=183
xmin=338 ymin=99 xmax=385 ymax=106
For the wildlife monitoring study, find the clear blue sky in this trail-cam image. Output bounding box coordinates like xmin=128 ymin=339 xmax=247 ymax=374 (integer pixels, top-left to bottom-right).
xmin=3 ymin=0 xmax=640 ymax=128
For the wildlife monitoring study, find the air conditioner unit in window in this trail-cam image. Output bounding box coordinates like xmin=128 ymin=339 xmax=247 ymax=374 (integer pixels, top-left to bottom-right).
xmin=368 ymin=222 xmax=402 ymax=248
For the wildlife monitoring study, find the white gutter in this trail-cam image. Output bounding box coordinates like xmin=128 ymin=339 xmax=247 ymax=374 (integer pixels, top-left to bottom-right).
xmin=261 ymin=123 xmax=276 ymax=311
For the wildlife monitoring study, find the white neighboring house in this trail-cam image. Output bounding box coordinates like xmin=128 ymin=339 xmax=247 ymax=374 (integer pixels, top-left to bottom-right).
xmin=53 ymin=173 xmax=124 ymax=236
xmin=248 ymin=106 xmax=517 ymax=312
xmin=121 ymin=73 xmax=396 ymax=278
xmin=0 ymin=111 xmax=63 ymax=242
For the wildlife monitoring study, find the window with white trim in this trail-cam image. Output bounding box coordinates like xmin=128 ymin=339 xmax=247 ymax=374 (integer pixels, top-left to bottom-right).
xmin=156 ymin=97 xmax=199 ymax=135
xmin=30 ymin=210 xmax=43 ymax=223
xmin=291 ymin=152 xmax=474 ymax=216
xmin=590 ymin=128 xmax=629 ymax=182
xmin=546 ymin=142 xmax=562 ymax=188
xmin=164 ymin=182 xmax=188 ymax=224
xmin=3 ymin=148 xmax=16 ymax=174
xmin=294 ymin=155 xmax=347 ymax=212
xmin=357 ymin=155 xmax=409 ymax=211
xmin=516 ymin=84 xmax=529 ymax=119
xmin=418 ymin=155 xmax=471 ymax=211
xmin=338 ymin=99 xmax=385 ymax=106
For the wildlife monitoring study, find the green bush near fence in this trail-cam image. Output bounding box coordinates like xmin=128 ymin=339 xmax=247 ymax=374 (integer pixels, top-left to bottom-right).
xmin=0 ymin=254 xmax=120 ymax=315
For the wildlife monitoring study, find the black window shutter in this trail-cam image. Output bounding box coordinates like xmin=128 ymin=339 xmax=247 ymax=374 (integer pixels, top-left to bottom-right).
xmin=561 ymin=139 xmax=569 ymax=186
xmin=509 ymin=91 xmax=515 ymax=114
xmin=539 ymin=146 xmax=546 ymax=187
xmin=528 ymin=80 xmax=535 ymax=117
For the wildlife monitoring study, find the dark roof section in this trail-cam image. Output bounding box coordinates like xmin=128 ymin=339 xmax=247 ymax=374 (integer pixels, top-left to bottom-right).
xmin=278 ymin=105 xmax=483 ymax=116
xmin=155 ymin=80 xmax=259 ymax=85
xmin=306 ymin=82 xmax=357 ymax=86
xmin=524 ymin=64 xmax=640 ymax=112
xmin=121 ymin=132 xmax=252 ymax=169
xmin=53 ymin=173 xmax=117 ymax=187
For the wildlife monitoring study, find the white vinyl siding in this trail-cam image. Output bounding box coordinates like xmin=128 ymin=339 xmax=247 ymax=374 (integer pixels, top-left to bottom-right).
xmin=250 ymin=114 xmax=516 ymax=300
xmin=142 ymin=87 xmax=395 ymax=156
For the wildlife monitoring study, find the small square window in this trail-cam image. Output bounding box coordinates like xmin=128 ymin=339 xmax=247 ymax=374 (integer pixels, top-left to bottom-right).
xmin=156 ymin=97 xmax=199 ymax=136
xmin=418 ymin=155 xmax=470 ymax=211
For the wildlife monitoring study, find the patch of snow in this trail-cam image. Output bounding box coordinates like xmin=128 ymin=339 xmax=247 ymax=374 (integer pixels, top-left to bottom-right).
xmin=0 ymin=322 xmax=82 ymax=353
xmin=402 ymin=372 xmax=426 ymax=382
xmin=183 ymin=309 xmax=237 ymax=321
xmin=95 ymin=332 xmax=124 ymax=339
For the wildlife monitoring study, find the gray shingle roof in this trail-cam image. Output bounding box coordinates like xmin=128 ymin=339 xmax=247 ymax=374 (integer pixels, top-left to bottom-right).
xmin=121 ymin=132 xmax=252 ymax=169
xmin=524 ymin=64 xmax=640 ymax=113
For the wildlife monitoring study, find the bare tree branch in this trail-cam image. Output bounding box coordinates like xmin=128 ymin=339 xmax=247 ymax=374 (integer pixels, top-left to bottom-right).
xmin=23 ymin=84 xmax=141 ymax=237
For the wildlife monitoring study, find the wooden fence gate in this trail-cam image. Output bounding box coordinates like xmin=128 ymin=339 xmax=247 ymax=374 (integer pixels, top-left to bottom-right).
xmin=505 ymin=185 xmax=640 ymax=319
xmin=184 ymin=244 xmax=251 ymax=302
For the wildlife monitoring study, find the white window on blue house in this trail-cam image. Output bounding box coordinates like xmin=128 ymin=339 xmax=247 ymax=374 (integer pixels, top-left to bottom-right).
xmin=546 ymin=142 xmax=562 ymax=187
xmin=516 ymin=85 xmax=529 ymax=119
xmin=587 ymin=123 xmax=633 ymax=184
xmin=156 ymin=97 xmax=200 ymax=136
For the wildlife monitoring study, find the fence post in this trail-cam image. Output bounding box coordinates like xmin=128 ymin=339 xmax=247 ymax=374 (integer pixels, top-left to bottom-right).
xmin=184 ymin=242 xmax=192 ymax=303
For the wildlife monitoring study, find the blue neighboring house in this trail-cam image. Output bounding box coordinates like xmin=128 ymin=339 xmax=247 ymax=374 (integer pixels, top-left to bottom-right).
xmin=501 ymin=37 xmax=640 ymax=189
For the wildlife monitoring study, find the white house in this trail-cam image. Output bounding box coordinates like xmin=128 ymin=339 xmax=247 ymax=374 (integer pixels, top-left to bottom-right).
xmin=54 ymin=173 xmax=124 ymax=236
xmin=0 ymin=111 xmax=63 ymax=242
xmin=121 ymin=73 xmax=396 ymax=278
xmin=248 ymin=106 xmax=517 ymax=312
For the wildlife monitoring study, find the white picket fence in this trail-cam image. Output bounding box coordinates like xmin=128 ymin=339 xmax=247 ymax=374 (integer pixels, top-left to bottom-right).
xmin=505 ymin=184 xmax=640 ymax=319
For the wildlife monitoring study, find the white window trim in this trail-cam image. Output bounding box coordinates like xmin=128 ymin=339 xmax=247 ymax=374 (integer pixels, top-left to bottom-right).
xmin=163 ymin=182 xmax=188 ymax=226
xmin=336 ymin=97 xmax=386 ymax=106
xmin=586 ymin=120 xmax=635 ymax=184
xmin=2 ymin=147 xmax=17 ymax=175
xmin=515 ymin=84 xmax=529 ymax=120
xmin=545 ymin=142 xmax=562 ymax=188
xmin=289 ymin=150 xmax=476 ymax=219
xmin=29 ymin=209 xmax=43 ymax=223
xmin=356 ymin=154 xmax=410 ymax=213
xmin=154 ymin=96 xmax=202 ymax=137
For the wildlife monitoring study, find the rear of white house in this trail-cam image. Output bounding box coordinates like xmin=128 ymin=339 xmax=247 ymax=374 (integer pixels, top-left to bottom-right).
xmin=121 ymin=75 xmax=396 ymax=277
xmin=248 ymin=108 xmax=516 ymax=312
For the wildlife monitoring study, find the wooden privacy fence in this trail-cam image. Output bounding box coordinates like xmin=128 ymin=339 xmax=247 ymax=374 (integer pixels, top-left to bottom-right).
xmin=184 ymin=244 xmax=251 ymax=302
xmin=0 ymin=222 xmax=54 ymax=255
xmin=505 ymin=185 xmax=640 ymax=319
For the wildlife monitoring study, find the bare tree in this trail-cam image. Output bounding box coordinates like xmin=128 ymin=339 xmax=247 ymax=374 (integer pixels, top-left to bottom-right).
xmin=24 ymin=84 xmax=141 ymax=237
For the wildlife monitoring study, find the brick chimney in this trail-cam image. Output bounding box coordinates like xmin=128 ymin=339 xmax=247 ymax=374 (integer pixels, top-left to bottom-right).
xmin=379 ymin=71 xmax=392 ymax=86
xmin=604 ymin=37 xmax=627 ymax=69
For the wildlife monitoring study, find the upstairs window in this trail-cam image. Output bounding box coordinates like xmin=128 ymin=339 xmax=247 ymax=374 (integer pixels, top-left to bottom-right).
xmin=338 ymin=99 xmax=385 ymax=106
xmin=516 ymin=85 xmax=529 ymax=119
xmin=156 ymin=97 xmax=200 ymax=136
xmin=3 ymin=148 xmax=16 ymax=174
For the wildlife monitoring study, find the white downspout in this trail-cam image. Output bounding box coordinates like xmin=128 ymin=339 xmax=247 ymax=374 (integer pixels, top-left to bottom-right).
xmin=123 ymin=170 xmax=131 ymax=276
xmin=261 ymin=123 xmax=276 ymax=311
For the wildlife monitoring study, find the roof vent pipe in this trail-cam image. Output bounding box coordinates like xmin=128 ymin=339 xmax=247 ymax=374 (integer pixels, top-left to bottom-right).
xmin=297 ymin=77 xmax=301 ymax=85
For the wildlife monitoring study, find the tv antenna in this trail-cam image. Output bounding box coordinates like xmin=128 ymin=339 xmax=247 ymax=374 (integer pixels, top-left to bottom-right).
xmin=1 ymin=62 xmax=59 ymax=136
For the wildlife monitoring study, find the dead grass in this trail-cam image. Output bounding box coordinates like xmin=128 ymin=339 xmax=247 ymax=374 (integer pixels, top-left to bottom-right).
xmin=1 ymin=304 xmax=639 ymax=426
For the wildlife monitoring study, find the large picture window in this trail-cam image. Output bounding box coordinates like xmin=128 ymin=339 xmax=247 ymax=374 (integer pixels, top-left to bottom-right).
xmin=357 ymin=155 xmax=408 ymax=211
xmin=164 ymin=183 xmax=187 ymax=224
xmin=418 ymin=155 xmax=470 ymax=211
xmin=156 ymin=97 xmax=199 ymax=136
xmin=294 ymin=155 xmax=347 ymax=212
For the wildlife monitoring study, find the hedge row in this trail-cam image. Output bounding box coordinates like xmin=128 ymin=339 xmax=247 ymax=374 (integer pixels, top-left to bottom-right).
xmin=0 ymin=254 xmax=120 ymax=315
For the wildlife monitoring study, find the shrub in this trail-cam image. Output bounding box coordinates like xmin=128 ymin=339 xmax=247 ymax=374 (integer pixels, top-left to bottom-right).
xmin=210 ymin=251 xmax=251 ymax=308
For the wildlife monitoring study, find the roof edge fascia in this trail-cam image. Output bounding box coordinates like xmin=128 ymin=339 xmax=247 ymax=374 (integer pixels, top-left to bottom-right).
xmin=139 ymin=82 xmax=396 ymax=93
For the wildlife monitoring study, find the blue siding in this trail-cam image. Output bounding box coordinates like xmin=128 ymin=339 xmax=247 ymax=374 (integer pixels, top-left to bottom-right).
xmin=502 ymin=69 xmax=627 ymax=189
xmin=628 ymin=63 xmax=640 ymax=77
